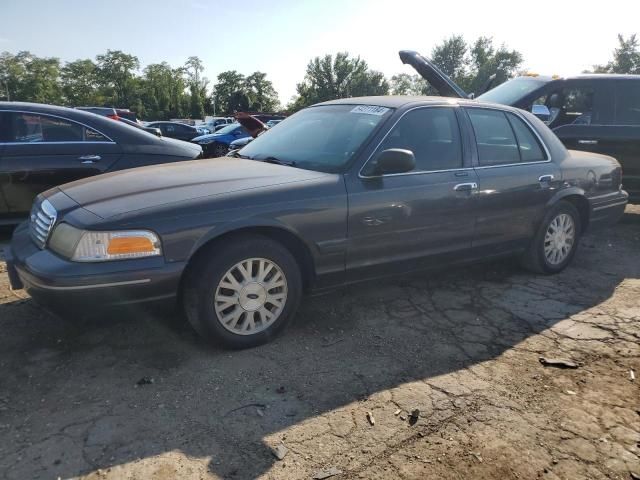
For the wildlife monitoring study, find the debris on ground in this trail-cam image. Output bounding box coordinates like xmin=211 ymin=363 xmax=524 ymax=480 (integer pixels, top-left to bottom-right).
xmin=135 ymin=377 xmax=154 ymax=386
xmin=256 ymin=408 xmax=264 ymax=417
xmin=539 ymin=357 xmax=579 ymax=369
xmin=276 ymin=386 xmax=286 ymax=394
xmin=394 ymin=409 xmax=401 ymax=416
xmin=470 ymin=452 xmax=483 ymax=463
xmin=400 ymin=414 xmax=407 ymax=421
xmin=271 ymin=443 xmax=288 ymax=461
xmin=409 ymin=408 xmax=420 ymax=425
xmin=629 ymin=471 xmax=640 ymax=480
xmin=366 ymin=411 xmax=375 ymax=426
xmin=312 ymin=466 xmax=343 ymax=479
xmin=630 ymin=369 xmax=635 ymax=382
xmin=566 ymin=390 xmax=577 ymax=395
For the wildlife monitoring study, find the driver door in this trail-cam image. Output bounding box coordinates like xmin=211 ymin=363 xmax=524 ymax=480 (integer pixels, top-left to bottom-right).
xmin=345 ymin=106 xmax=478 ymax=281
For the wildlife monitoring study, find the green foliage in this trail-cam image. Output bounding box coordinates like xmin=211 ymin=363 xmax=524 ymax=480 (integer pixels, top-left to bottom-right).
xmin=290 ymin=52 xmax=389 ymax=110
xmin=95 ymin=50 xmax=140 ymax=107
xmin=0 ymin=51 xmax=62 ymax=103
xmin=211 ymin=70 xmax=279 ymax=114
xmin=390 ymin=73 xmax=428 ymax=95
xmin=425 ymin=36 xmax=523 ymax=96
xmin=61 ymin=59 xmax=102 ymax=105
xmin=592 ymin=34 xmax=640 ymax=74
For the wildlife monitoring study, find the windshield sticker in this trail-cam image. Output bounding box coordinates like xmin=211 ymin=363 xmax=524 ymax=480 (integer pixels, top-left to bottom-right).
xmin=350 ymin=105 xmax=390 ymax=116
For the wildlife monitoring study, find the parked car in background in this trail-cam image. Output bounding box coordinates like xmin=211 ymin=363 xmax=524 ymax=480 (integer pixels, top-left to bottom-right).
xmin=7 ymin=96 xmax=627 ymax=348
xmin=0 ymin=102 xmax=202 ymax=223
xmin=146 ymin=121 xmax=201 ymax=141
xmin=75 ymin=107 xmax=139 ymax=123
xmin=195 ymin=125 xmax=211 ymax=135
xmin=191 ymin=123 xmax=251 ymax=157
xmin=266 ymin=119 xmax=282 ymax=127
xmin=228 ymin=135 xmax=253 ymax=153
xmin=401 ymin=50 xmax=640 ymax=201
xmin=118 ymin=117 xmax=162 ymax=137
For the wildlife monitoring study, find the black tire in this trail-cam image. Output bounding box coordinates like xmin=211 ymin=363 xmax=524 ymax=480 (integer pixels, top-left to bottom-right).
xmin=212 ymin=143 xmax=228 ymax=158
xmin=183 ymin=235 xmax=302 ymax=349
xmin=521 ymin=200 xmax=581 ymax=274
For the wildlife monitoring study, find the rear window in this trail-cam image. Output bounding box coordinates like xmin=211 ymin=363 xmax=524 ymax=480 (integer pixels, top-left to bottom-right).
xmin=614 ymin=81 xmax=640 ymax=125
xmin=467 ymin=109 xmax=520 ymax=166
xmin=506 ymin=113 xmax=547 ymax=162
xmin=4 ymin=112 xmax=110 ymax=143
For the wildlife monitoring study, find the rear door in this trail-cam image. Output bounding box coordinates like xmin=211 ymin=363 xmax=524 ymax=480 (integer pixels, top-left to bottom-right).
xmin=346 ymin=105 xmax=479 ymax=279
xmin=0 ymin=111 xmax=121 ymax=217
xmin=464 ymin=107 xmax=560 ymax=254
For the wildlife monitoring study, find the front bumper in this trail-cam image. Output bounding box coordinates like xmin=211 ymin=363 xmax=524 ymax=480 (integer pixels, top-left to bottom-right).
xmin=6 ymin=222 xmax=186 ymax=310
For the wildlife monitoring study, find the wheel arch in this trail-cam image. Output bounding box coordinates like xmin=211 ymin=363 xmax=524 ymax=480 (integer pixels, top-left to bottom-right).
xmin=546 ymin=188 xmax=590 ymax=231
xmin=179 ymin=222 xmax=318 ymax=297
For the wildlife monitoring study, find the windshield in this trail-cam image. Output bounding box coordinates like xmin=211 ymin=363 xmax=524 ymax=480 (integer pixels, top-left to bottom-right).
xmin=478 ymin=77 xmax=551 ymax=105
xmin=238 ymin=104 xmax=392 ymax=173
xmin=216 ymin=123 xmax=241 ymax=135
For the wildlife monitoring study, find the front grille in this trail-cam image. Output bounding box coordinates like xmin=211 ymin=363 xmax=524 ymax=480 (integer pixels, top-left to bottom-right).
xmin=29 ymin=199 xmax=57 ymax=249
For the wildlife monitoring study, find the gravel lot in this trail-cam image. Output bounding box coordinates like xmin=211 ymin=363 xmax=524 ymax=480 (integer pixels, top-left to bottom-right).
xmin=0 ymin=206 xmax=638 ymax=480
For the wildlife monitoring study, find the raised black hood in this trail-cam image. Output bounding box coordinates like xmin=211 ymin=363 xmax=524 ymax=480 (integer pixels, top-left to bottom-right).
xmin=399 ymin=50 xmax=468 ymax=99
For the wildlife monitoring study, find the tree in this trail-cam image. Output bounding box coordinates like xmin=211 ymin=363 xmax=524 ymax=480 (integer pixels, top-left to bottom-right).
xmin=96 ymin=50 xmax=140 ymax=107
xmin=431 ymin=35 xmax=467 ymax=80
xmin=213 ymin=70 xmax=246 ymax=114
xmin=292 ymin=52 xmax=389 ymax=110
xmin=60 ymin=59 xmax=102 ymax=106
xmin=185 ymin=56 xmax=204 ymax=85
xmin=390 ymin=73 xmax=428 ymax=96
xmin=0 ymin=51 xmax=62 ymax=104
xmin=189 ymin=82 xmax=205 ymax=119
xmin=592 ymin=34 xmax=640 ymax=74
xmin=244 ymin=71 xmax=279 ymax=112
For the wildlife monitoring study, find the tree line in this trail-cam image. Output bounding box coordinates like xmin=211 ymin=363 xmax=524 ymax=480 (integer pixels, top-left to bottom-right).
xmin=1 ymin=34 xmax=637 ymax=120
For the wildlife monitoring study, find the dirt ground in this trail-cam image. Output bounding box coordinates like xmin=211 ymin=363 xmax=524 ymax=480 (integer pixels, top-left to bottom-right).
xmin=0 ymin=206 xmax=638 ymax=480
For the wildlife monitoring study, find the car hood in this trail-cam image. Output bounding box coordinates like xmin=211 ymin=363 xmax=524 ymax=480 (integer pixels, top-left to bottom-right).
xmin=399 ymin=50 xmax=468 ymax=98
xmin=58 ymin=158 xmax=329 ymax=219
xmin=192 ymin=132 xmax=229 ymax=142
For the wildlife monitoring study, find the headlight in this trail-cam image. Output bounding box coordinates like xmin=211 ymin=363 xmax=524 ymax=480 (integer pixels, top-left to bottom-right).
xmin=49 ymin=224 xmax=162 ymax=262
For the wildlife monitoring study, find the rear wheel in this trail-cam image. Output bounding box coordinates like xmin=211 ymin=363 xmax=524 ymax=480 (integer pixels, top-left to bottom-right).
xmin=522 ymin=201 xmax=581 ymax=274
xmin=183 ymin=235 xmax=302 ymax=349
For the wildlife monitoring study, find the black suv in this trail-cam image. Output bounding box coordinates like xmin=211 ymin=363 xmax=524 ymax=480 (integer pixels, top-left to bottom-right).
xmin=401 ymin=51 xmax=640 ymax=201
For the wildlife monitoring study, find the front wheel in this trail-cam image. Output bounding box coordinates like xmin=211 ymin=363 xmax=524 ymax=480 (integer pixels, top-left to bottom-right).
xmin=183 ymin=235 xmax=302 ymax=349
xmin=522 ymin=201 xmax=581 ymax=274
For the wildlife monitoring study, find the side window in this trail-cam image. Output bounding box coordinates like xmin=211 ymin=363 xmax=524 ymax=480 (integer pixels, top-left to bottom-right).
xmin=84 ymin=128 xmax=110 ymax=142
xmin=562 ymin=87 xmax=595 ymax=125
xmin=467 ymin=109 xmax=520 ymax=166
xmin=379 ymin=107 xmax=462 ymax=172
xmin=165 ymin=124 xmax=176 ymax=133
xmin=506 ymin=113 xmax=547 ymax=162
xmin=614 ymin=81 xmax=640 ymax=125
xmin=9 ymin=113 xmax=84 ymax=142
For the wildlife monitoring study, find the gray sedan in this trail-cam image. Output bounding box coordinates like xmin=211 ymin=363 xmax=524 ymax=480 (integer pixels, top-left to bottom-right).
xmin=7 ymin=96 xmax=628 ymax=348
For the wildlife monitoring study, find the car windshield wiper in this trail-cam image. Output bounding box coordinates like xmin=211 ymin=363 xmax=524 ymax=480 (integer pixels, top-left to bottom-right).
xmin=257 ymin=156 xmax=297 ymax=167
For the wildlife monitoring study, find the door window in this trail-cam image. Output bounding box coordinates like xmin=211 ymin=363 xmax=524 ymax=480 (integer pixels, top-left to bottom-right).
xmin=614 ymin=81 xmax=640 ymax=125
xmin=506 ymin=113 xmax=547 ymax=162
xmin=467 ymin=109 xmax=520 ymax=166
xmin=5 ymin=112 xmax=109 ymax=143
xmin=379 ymin=107 xmax=462 ymax=172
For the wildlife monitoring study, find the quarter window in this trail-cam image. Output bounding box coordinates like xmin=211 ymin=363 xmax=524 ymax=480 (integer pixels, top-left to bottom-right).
xmin=506 ymin=113 xmax=547 ymax=162
xmin=5 ymin=113 xmax=109 ymax=143
xmin=467 ymin=109 xmax=520 ymax=166
xmin=614 ymin=81 xmax=640 ymax=125
xmin=379 ymin=107 xmax=462 ymax=172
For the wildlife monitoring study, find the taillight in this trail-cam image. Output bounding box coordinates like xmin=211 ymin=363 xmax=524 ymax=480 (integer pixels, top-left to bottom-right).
xmin=107 ymin=114 xmax=120 ymax=121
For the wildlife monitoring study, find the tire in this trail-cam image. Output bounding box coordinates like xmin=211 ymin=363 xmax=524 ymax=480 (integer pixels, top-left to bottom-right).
xmin=521 ymin=200 xmax=581 ymax=274
xmin=212 ymin=143 xmax=228 ymax=158
xmin=183 ymin=235 xmax=302 ymax=349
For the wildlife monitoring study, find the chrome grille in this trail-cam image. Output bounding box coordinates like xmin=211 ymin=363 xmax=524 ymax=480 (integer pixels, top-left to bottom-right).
xmin=29 ymin=199 xmax=57 ymax=249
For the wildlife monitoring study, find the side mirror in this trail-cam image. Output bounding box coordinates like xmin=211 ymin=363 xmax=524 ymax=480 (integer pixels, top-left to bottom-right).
xmin=364 ymin=149 xmax=416 ymax=177
xmin=532 ymin=104 xmax=551 ymax=122
xmin=152 ymin=128 xmax=162 ymax=138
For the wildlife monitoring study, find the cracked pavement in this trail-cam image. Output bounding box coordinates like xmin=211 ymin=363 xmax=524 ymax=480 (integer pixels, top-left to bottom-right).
xmin=0 ymin=205 xmax=638 ymax=480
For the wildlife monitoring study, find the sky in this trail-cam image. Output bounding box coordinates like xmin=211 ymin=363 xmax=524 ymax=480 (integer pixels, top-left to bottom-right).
xmin=2 ymin=0 xmax=639 ymax=105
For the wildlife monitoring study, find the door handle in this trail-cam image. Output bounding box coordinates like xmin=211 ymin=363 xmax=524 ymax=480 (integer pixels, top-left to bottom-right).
xmin=538 ymin=174 xmax=554 ymax=184
xmin=453 ymin=182 xmax=478 ymax=192
xmin=578 ymin=139 xmax=598 ymax=145
xmin=79 ymin=154 xmax=101 ymax=163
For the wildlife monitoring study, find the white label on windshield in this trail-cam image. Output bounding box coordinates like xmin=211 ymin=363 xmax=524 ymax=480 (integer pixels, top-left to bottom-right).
xmin=350 ymin=105 xmax=389 ymax=116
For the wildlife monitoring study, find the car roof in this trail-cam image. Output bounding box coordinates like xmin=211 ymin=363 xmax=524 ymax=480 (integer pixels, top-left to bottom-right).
xmin=316 ymin=95 xmax=522 ymax=112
